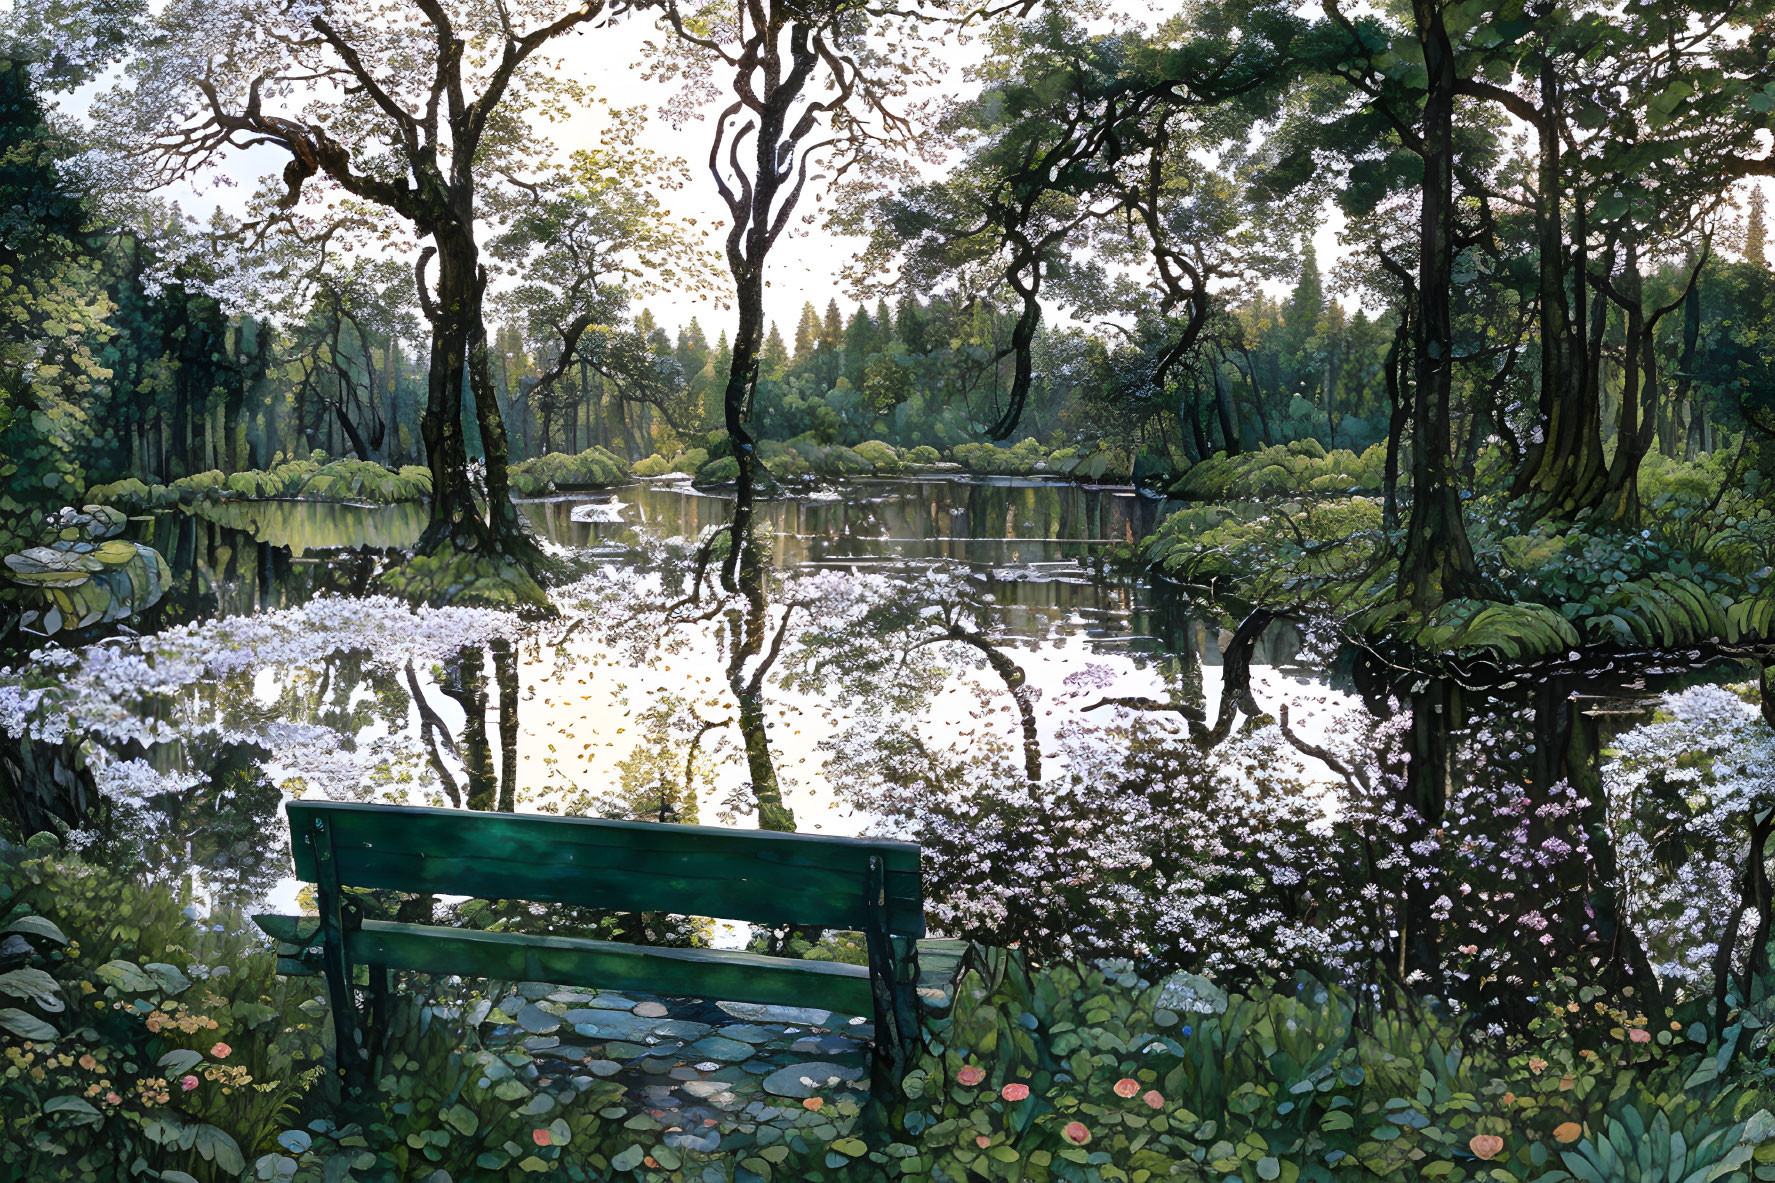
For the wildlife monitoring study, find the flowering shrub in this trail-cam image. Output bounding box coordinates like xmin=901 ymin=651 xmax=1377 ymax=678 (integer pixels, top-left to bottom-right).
xmin=0 ymin=831 xmax=327 ymax=1182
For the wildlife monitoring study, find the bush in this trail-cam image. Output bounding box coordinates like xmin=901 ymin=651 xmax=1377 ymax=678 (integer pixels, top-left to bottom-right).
xmin=1169 ymin=441 xmax=1385 ymax=501
xmin=853 ymin=440 xmax=903 ymax=474
xmin=906 ymin=445 xmax=941 ymax=466
xmin=631 ymin=454 xmax=671 ymax=477
xmin=86 ymin=456 xmax=436 ymax=510
xmin=507 ymin=447 xmax=631 ymax=496
xmin=0 ymin=833 xmax=327 ymax=1182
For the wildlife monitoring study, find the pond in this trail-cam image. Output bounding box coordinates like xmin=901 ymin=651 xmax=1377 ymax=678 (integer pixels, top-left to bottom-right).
xmin=0 ymin=476 xmax=1751 ymax=998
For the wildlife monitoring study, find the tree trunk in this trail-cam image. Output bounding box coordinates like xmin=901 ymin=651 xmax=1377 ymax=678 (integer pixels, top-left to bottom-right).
xmin=1399 ymin=0 xmax=1481 ymax=611
xmin=1509 ymin=55 xmax=1607 ymax=519
xmin=1383 ymin=315 xmax=1410 ymax=532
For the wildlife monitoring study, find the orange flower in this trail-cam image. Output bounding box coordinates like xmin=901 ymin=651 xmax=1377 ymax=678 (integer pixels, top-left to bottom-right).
xmin=1527 ymin=1056 xmax=1547 ymax=1073
xmin=1501 ymin=1092 xmax=1516 ymax=1105
xmin=210 ymin=1042 xmax=232 ymax=1058
xmin=78 ymin=1054 xmax=96 ymax=1071
xmin=1000 ymin=1083 xmax=1030 ymax=1102
xmin=1063 ymin=1121 xmax=1091 ymax=1145
xmin=1113 ymin=1078 xmax=1139 ymax=1098
xmin=1469 ymin=1134 xmax=1504 ymax=1160
xmin=802 ymin=1097 xmax=824 ymax=1111
xmin=532 ymin=1129 xmax=551 ymax=1147
xmin=956 ymin=1065 xmax=985 ymax=1087
xmin=1142 ymin=1090 xmax=1163 ymax=1110
xmin=1559 ymin=1076 xmax=1575 ymax=1091
xmin=1554 ymin=1122 xmax=1582 ymax=1143
xmin=974 ymin=1135 xmax=990 ymax=1148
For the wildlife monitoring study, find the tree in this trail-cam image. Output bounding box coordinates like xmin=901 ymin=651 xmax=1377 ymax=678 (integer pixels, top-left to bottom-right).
xmin=648 ymin=0 xmax=941 ymax=835
xmin=488 ymin=105 xmax=714 ymax=456
xmin=1749 ymin=186 xmax=1769 ymax=269
xmin=105 ymin=0 xmax=633 ymax=577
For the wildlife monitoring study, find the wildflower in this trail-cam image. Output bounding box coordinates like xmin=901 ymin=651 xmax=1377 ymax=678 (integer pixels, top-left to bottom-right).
xmin=104 ymin=1092 xmax=121 ymax=1106
xmin=1501 ymin=1092 xmax=1515 ymax=1105
xmin=1469 ymin=1134 xmax=1504 ymax=1160
xmin=1000 ymin=1083 xmax=1030 ymax=1102
xmin=1180 ymin=1025 xmax=1192 ymax=1036
xmin=802 ymin=1097 xmax=823 ymax=1111
xmin=1113 ymin=1078 xmax=1139 ymax=1098
xmin=1527 ymin=1056 xmax=1547 ymax=1073
xmin=1554 ymin=1122 xmax=1582 ymax=1143
xmin=211 ymin=1042 xmax=232 ymax=1058
xmin=1626 ymin=1028 xmax=1650 ymax=1044
xmin=532 ymin=1129 xmax=551 ymax=1147
xmin=1063 ymin=1122 xmax=1091 ymax=1144
xmin=1142 ymin=1090 xmax=1163 ymax=1109
xmin=974 ymin=1135 xmax=990 ymax=1148
xmin=180 ymin=1075 xmax=199 ymax=1091
xmin=78 ymin=1054 xmax=96 ymax=1071
xmin=956 ymin=1065 xmax=985 ymax=1087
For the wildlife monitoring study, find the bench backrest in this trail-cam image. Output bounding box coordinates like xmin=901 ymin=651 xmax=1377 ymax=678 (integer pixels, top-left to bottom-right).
xmin=287 ymin=800 xmax=925 ymax=938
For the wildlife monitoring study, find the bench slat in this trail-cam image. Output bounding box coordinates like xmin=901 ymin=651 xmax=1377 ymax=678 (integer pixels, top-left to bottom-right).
xmin=289 ymin=801 xmax=925 ymax=937
xmin=346 ymin=919 xmax=877 ymax=1017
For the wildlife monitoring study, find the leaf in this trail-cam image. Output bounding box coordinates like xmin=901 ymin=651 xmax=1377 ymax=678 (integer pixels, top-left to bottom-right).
xmin=2 ymin=915 xmax=66 ymax=944
xmin=442 ymin=1103 xmax=478 ymax=1137
xmin=0 ymin=968 xmax=63 ymax=1011
xmin=143 ymin=962 xmax=191 ymax=995
xmin=159 ymin=1174 xmax=199 ymax=1183
xmin=158 ymin=1048 xmax=204 ymax=1076
xmin=0 ymin=1007 xmax=56 ymax=1039
xmin=192 ymin=1124 xmax=244 ymax=1174
xmin=96 ymin=959 xmax=154 ymax=993
xmin=44 ymin=1095 xmax=102 ymax=1125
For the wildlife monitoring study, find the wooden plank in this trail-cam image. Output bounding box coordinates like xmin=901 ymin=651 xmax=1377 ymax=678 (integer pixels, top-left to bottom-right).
xmin=346 ymin=919 xmax=877 ymax=1016
xmin=287 ymin=801 xmax=925 ymax=936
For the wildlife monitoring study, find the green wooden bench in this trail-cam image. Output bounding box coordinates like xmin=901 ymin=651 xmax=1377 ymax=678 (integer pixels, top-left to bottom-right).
xmin=254 ymin=800 xmax=935 ymax=1104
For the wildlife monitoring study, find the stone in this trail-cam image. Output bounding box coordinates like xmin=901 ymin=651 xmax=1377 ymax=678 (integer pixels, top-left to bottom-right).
xmin=639 ymin=1057 xmax=679 ymax=1074
xmin=681 ymin=1080 xmax=726 ymax=1098
xmin=602 ymin=1041 xmax=652 ymax=1059
xmin=761 ymin=1062 xmax=865 ymax=1099
xmin=587 ymin=1060 xmax=622 ymax=1077
xmin=713 ymin=1024 xmax=779 ymax=1045
xmin=577 ymin=994 xmax=637 ymax=1011
xmin=515 ymin=1003 xmax=561 ymax=1035
xmin=496 ymin=994 xmax=525 ymax=1018
xmin=717 ymin=1002 xmax=831 ymax=1026
xmin=650 ymin=1019 xmax=713 ymax=1041
xmin=570 ymin=1012 xmax=657 ymax=1041
xmin=687 ymin=1036 xmax=753 ymax=1062
xmin=517 ymin=982 xmax=557 ymax=1000
xmin=663 ymin=1129 xmax=721 ymax=1153
xmin=668 ymin=1066 xmax=705 ymax=1081
xmin=549 ymin=990 xmax=599 ymax=1005
xmin=633 ymin=1001 xmax=669 ymax=1018
xmin=523 ymin=1035 xmax=561 ymax=1052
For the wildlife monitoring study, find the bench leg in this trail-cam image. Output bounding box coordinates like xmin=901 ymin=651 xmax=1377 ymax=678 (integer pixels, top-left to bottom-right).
xmin=862 ymin=858 xmax=921 ymax=1136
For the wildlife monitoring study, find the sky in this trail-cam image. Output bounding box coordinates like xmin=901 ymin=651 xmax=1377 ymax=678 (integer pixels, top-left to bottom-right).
xmin=52 ymin=4 xmax=1763 ymax=342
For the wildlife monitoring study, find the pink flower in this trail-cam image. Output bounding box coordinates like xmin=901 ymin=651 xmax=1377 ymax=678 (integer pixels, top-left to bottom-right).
xmin=180 ymin=1075 xmax=199 ymax=1092
xmin=956 ymin=1065 xmax=985 ymax=1087
xmin=532 ymin=1129 xmax=551 ymax=1147
xmin=1063 ymin=1121 xmax=1091 ymax=1144
xmin=1000 ymin=1083 xmax=1029 ymax=1102
xmin=974 ymin=1135 xmax=990 ymax=1148
xmin=210 ymin=1042 xmax=231 ymax=1058
xmin=104 ymin=1092 xmax=122 ymax=1106
xmin=1627 ymin=1027 xmax=1651 ymax=1043
xmin=1113 ymin=1077 xmax=1139 ymax=1098
xmin=1142 ymin=1090 xmax=1164 ymax=1110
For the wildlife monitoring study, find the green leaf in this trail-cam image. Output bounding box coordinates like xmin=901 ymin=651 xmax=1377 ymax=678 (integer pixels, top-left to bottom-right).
xmin=3 ymin=915 xmax=66 ymax=944
xmin=0 ymin=968 xmax=63 ymax=1011
xmin=143 ymin=962 xmax=190 ymax=995
xmin=610 ymin=1144 xmax=645 ymax=1171
xmin=192 ymin=1124 xmax=244 ymax=1174
xmin=158 ymin=1048 xmax=203 ymax=1076
xmin=442 ymin=1103 xmax=478 ymax=1137
xmin=0 ymin=1007 xmax=56 ymax=1039
xmin=44 ymin=1095 xmax=101 ymax=1120
xmin=96 ymin=959 xmax=154 ymax=993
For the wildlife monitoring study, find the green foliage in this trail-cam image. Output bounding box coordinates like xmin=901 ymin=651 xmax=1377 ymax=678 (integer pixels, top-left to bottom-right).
xmin=853 ymin=440 xmax=903 ymax=474
xmin=508 ymin=447 xmax=632 ymax=496
xmin=86 ymin=454 xmax=436 ymax=509
xmin=1169 ymin=442 xmax=1387 ymax=501
xmin=0 ymin=835 xmax=326 ymax=1182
